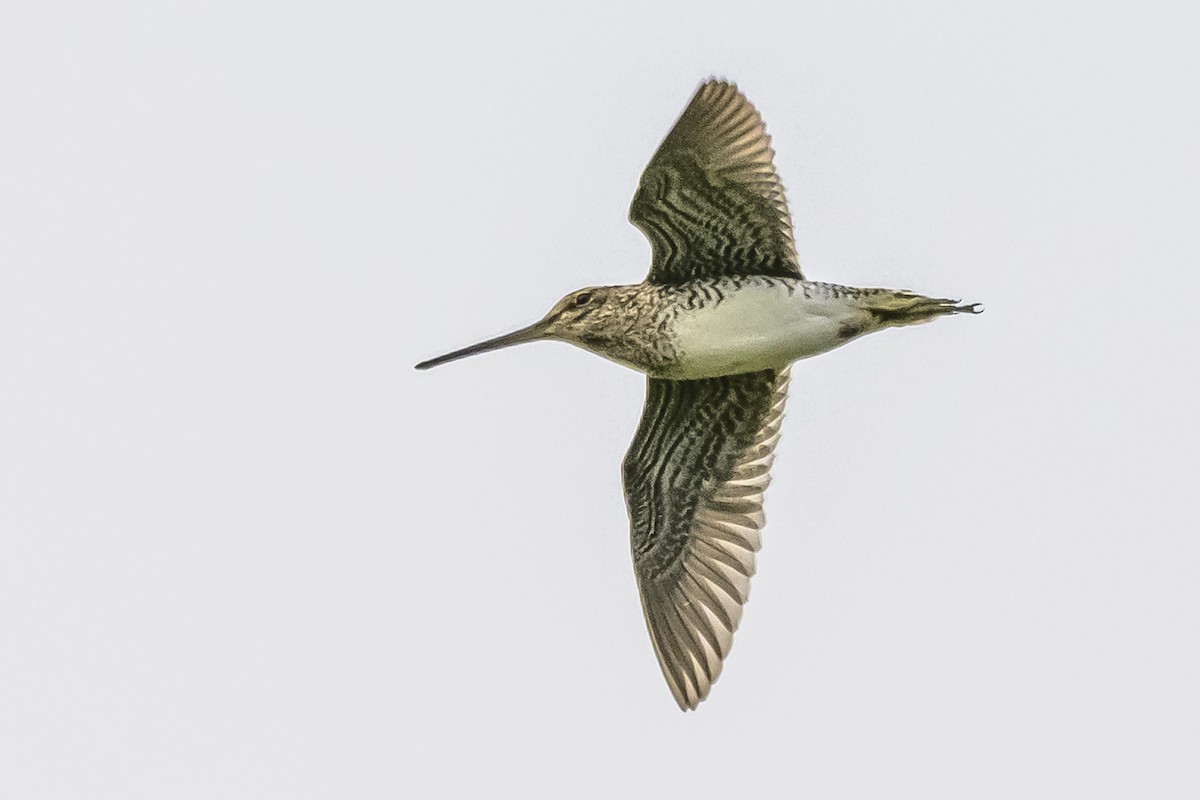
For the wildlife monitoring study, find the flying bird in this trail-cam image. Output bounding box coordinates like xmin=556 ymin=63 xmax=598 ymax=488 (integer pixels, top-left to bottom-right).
xmin=417 ymin=80 xmax=980 ymax=709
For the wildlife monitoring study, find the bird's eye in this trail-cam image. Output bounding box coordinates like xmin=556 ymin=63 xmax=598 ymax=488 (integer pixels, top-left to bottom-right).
xmin=574 ymin=292 xmax=592 ymax=307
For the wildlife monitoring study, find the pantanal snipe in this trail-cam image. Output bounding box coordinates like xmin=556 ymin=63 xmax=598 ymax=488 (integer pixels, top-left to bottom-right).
xmin=417 ymin=80 xmax=980 ymax=710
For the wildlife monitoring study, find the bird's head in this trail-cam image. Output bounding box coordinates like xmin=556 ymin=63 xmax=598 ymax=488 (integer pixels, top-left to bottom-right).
xmin=415 ymin=286 xmax=625 ymax=370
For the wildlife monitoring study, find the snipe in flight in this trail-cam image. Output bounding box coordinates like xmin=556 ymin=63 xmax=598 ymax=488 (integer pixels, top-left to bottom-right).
xmin=417 ymin=79 xmax=980 ymax=710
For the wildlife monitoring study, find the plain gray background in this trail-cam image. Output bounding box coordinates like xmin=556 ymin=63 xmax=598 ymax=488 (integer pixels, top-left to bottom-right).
xmin=2 ymin=1 xmax=1197 ymax=797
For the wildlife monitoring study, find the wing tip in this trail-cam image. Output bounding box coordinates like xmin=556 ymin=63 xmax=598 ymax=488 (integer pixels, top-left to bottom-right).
xmin=700 ymin=75 xmax=736 ymax=90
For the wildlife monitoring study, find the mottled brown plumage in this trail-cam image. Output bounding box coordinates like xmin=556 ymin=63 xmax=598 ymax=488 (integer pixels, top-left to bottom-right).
xmin=416 ymin=79 xmax=980 ymax=710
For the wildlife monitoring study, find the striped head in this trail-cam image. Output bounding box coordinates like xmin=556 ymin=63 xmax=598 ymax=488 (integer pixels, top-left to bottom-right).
xmin=415 ymin=284 xmax=674 ymax=373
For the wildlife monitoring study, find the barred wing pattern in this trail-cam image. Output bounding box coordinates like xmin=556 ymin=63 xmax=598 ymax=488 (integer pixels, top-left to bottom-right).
xmin=623 ymin=368 xmax=790 ymax=709
xmin=629 ymin=80 xmax=803 ymax=285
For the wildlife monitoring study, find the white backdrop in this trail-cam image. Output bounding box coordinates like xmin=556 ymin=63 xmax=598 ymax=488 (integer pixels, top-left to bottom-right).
xmin=2 ymin=1 xmax=1197 ymax=797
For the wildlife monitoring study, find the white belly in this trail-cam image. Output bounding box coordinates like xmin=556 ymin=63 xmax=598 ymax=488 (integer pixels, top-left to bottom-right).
xmin=665 ymin=280 xmax=872 ymax=379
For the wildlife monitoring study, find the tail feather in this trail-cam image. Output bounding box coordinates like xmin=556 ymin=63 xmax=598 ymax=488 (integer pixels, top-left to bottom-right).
xmin=863 ymin=291 xmax=983 ymax=327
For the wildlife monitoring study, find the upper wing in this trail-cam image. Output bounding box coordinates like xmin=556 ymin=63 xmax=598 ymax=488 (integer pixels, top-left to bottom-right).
xmin=622 ymin=368 xmax=789 ymax=709
xmin=629 ymin=80 xmax=802 ymax=285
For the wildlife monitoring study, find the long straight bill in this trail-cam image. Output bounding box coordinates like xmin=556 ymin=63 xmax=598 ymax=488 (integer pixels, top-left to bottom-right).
xmin=415 ymin=322 xmax=547 ymax=370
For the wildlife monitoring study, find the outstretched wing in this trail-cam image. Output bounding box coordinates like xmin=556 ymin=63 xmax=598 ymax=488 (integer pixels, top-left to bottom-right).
xmin=622 ymin=368 xmax=789 ymax=709
xmin=629 ymin=80 xmax=802 ymax=285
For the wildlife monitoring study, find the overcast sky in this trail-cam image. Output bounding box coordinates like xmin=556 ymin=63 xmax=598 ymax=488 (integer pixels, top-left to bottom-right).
xmin=2 ymin=1 xmax=1198 ymax=797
